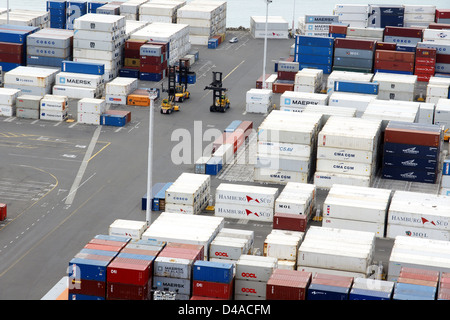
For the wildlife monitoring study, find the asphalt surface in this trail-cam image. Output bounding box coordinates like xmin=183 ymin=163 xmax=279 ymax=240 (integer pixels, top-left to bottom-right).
xmin=0 ymin=30 xmax=420 ymax=300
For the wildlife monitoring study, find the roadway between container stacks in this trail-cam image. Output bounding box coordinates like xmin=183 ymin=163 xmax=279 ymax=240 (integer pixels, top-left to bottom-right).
xmin=64 ymin=126 xmax=101 ymax=206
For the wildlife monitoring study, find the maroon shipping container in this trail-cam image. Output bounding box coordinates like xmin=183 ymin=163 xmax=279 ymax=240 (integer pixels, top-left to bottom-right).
xmin=334 ymin=38 xmax=376 ymax=50
xmin=160 ymin=242 xmax=204 ymax=260
xmin=107 ymin=257 xmax=152 ymax=286
xmin=384 ymin=128 xmax=442 ymax=147
xmin=69 ymin=279 xmax=106 ymax=297
xmin=0 ymin=42 xmax=23 ymax=55
xmin=273 ymin=212 xmax=307 ymax=232
xmin=125 ymin=39 xmax=147 ymax=50
xmin=190 ymin=295 xmax=226 ymax=300
xmin=329 ymin=24 xmax=347 ymax=34
xmin=427 ymin=22 xmax=450 ymax=30
xmin=192 ymin=280 xmax=234 ymax=300
xmin=374 ymin=60 xmax=414 ymax=72
xmin=416 ymin=47 xmax=437 ymax=59
xmin=124 ymin=48 xmax=140 ymax=59
xmin=266 ymin=269 xmax=311 ymax=300
xmin=140 ymin=55 xmax=165 ymax=64
xmin=437 ymin=54 xmax=450 ymax=64
xmin=235 ymin=120 xmax=253 ymax=144
xmin=376 ymin=42 xmax=397 ymax=51
xmin=436 ymin=9 xmax=450 ymax=19
xmin=256 ymin=74 xmax=272 ymax=89
xmin=375 ymin=50 xmax=415 ymax=63
xmin=0 ymin=203 xmax=6 ymax=221
xmin=0 ymin=52 xmax=23 ymax=64
xmin=415 ymin=57 xmax=436 ymax=66
xmin=384 ymin=26 xmax=423 ymax=38
xmin=107 ymin=281 xmax=151 ymax=300
xmin=272 ymin=81 xmax=294 ymax=94
xmin=277 ymin=71 xmax=296 ymax=81
xmin=140 ymin=61 xmax=167 ymax=74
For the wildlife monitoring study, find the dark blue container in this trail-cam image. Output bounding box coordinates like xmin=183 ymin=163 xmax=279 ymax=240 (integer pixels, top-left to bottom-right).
xmin=349 ymin=288 xmax=392 ymax=300
xmin=100 ymin=114 xmax=126 ymax=127
xmin=50 ymin=21 xmax=66 ymax=29
xmin=224 ymin=120 xmax=242 ymax=133
xmin=140 ymin=72 xmax=164 ymax=82
xmin=298 ymin=63 xmax=332 ymax=74
xmin=383 ymin=153 xmax=438 ymax=171
xmin=88 ymin=1 xmax=108 ymax=13
xmin=381 ymin=166 xmax=437 ymax=183
xmin=383 ymin=142 xmax=439 ymax=159
xmin=307 ymin=284 xmax=350 ymax=300
xmin=396 ymin=44 xmax=416 ymax=52
xmin=0 ymin=30 xmax=30 ymax=44
xmin=205 ymin=156 xmax=223 ymax=175
xmin=61 ymin=60 xmax=105 ymax=75
xmin=47 ymin=0 xmax=67 ymax=10
xmin=68 ymin=293 xmax=105 ymax=300
xmin=296 ymin=45 xmax=334 ymax=57
xmin=208 ymin=38 xmax=218 ymax=49
xmin=334 ymin=80 xmax=379 ymax=94
xmin=27 ymin=55 xmax=67 ymax=67
xmin=297 ymin=54 xmax=333 ymax=65
xmin=0 ymin=62 xmax=21 ymax=72
xmin=374 ymin=69 xmax=413 ymax=75
xmin=329 ymin=33 xmax=346 ymax=38
xmin=193 ymin=260 xmax=234 ymax=284
xmin=141 ymin=182 xmax=165 ymax=211
xmin=68 ymin=257 xmax=111 ymax=282
xmin=119 ymin=68 xmax=140 ymax=78
xmin=49 ymin=13 xmax=66 ymax=23
xmin=296 ymin=35 xmax=334 ymax=48
xmin=153 ymin=182 xmax=172 ymax=210
xmin=66 ymin=0 xmax=88 ymax=29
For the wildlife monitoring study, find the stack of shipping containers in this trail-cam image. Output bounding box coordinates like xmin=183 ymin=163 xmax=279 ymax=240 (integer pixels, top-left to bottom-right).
xmin=414 ymin=47 xmax=436 ymax=83
xmin=403 ymin=5 xmax=436 ymax=27
xmin=333 ymin=38 xmax=376 ymax=73
xmin=16 ymin=94 xmax=41 ymax=119
xmin=191 ymin=260 xmax=234 ymax=300
xmin=333 ymin=4 xmax=369 ymax=28
xmin=54 ymin=71 xmax=104 ymax=100
xmin=209 ymin=228 xmax=254 ymax=264
xmin=393 ymin=267 xmax=439 ymax=300
xmin=263 ymin=229 xmax=304 ymax=270
xmin=294 ymin=35 xmax=334 ymax=75
xmin=139 ymin=42 xmax=168 ymax=82
xmin=373 ymin=72 xmax=417 ymax=101
xmin=374 ymin=49 xmax=415 ymax=75
xmin=0 ymin=88 xmax=20 ymax=117
xmin=298 ymin=15 xmax=339 ymax=38
xmin=47 ymin=0 xmax=67 ymax=29
xmin=66 ymin=0 xmax=87 ymax=30
xmin=4 ymin=66 xmax=58 ymax=97
xmin=77 ymin=97 xmax=106 ymax=125
xmin=39 ymin=94 xmax=68 ymax=122
xmin=0 ymin=25 xmax=38 ymax=72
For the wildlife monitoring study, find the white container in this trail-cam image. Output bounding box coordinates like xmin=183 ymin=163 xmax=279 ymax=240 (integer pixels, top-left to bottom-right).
xmin=316 ymin=159 xmax=374 ymax=176
xmin=255 ymin=155 xmax=310 ymax=173
xmin=275 ymin=182 xmax=315 ymax=215
xmin=235 ymin=279 xmax=267 ymax=298
xmin=246 ymin=88 xmax=273 ymax=104
xmin=352 ymin=277 xmax=395 ymax=293
xmin=254 ymin=168 xmax=309 ymax=184
xmin=313 ymin=171 xmax=371 ymax=189
xmin=209 ymin=237 xmax=249 ymax=260
xmin=73 ymin=48 xmax=122 ymax=61
xmin=257 ymin=140 xmax=312 ymax=158
xmin=264 ymin=230 xmax=304 ymax=261
xmin=328 ymin=92 xmax=377 ymax=114
xmin=105 ymin=77 xmax=138 ymax=95
xmin=326 ymin=70 xmax=374 ymax=94
xmin=77 ymin=98 xmax=106 ymax=114
xmin=4 ymin=66 xmax=58 ymax=88
xmin=215 ymin=183 xmax=278 ymax=208
xmin=403 ymin=5 xmax=436 ymax=14
xmin=40 ymin=109 xmax=67 ymax=121
xmin=386 ymin=224 xmax=450 ymax=241
xmin=108 ymin=219 xmax=147 ymax=240
xmin=246 ymin=102 xmax=271 ymax=114
xmin=0 ymin=105 xmax=14 ymax=117
xmin=77 ymin=112 xmax=100 ymax=125
xmin=212 ymin=143 xmax=234 ymax=165
xmin=317 ymin=116 xmax=382 ymax=151
xmin=322 ymin=217 xmax=385 ymax=238
xmin=373 ymin=73 xmax=417 ymax=93
xmin=105 ymin=94 xmax=127 ymax=105
xmin=317 ymin=146 xmax=374 ymax=164
xmin=53 ymin=85 xmax=98 ymax=99
xmin=154 ymin=256 xmax=193 ymax=279
xmin=235 ymin=255 xmax=278 ymax=282
xmin=217 ymin=228 xmax=255 ymax=249
xmin=423 ymin=29 xmax=450 ymax=41
xmin=0 ymin=88 xmax=20 ymax=105
xmin=55 ymin=72 xmax=103 ymax=89
xmin=280 ymin=91 xmax=329 ymax=108
xmin=74 ymin=13 xmax=125 ymax=32
xmin=346 ymin=27 xmax=384 ymax=38
xmin=214 ymin=203 xmax=274 ymax=222
xmin=324 ymin=184 xmax=391 ymax=223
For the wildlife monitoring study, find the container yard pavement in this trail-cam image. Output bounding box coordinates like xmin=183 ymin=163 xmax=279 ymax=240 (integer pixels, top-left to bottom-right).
xmin=0 ymin=31 xmax=306 ymax=300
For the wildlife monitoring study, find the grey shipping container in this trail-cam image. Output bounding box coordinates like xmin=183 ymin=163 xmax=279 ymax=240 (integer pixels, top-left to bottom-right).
xmin=333 ymin=56 xmax=374 ymax=69
xmin=334 ymin=48 xmax=375 ymax=60
xmin=16 ymin=108 xmax=40 ymax=119
xmin=27 ymin=46 xmax=72 ymax=59
xmin=27 ymin=34 xmax=72 ymax=49
xmin=16 ymin=95 xmax=42 ymax=110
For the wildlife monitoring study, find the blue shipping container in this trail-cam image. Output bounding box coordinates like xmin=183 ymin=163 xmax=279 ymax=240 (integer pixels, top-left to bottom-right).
xmin=193 ymin=260 xmax=234 ymax=284
xmin=296 ymin=45 xmax=333 ymax=57
xmin=0 ymin=62 xmax=22 ymax=72
xmin=100 ymin=114 xmax=126 ymax=127
xmin=68 ymin=257 xmax=111 ymax=282
xmin=61 ymin=60 xmax=105 ymax=75
xmin=47 ymin=0 xmax=67 ymax=10
xmin=383 ymin=153 xmax=438 ymax=171
xmin=69 ymin=293 xmax=105 ymax=300
xmin=27 ymin=55 xmax=67 ymax=67
xmin=374 ymin=69 xmax=413 ymax=75
xmin=334 ymin=80 xmax=379 ymax=95
xmin=307 ymin=284 xmax=350 ymax=300
xmin=296 ymin=35 xmax=334 ymax=48
xmin=443 ymin=160 xmax=450 ymax=175
xmin=119 ymin=68 xmax=140 ymax=78
xmin=396 ymin=44 xmax=416 ymax=52
xmin=141 ymin=182 xmax=165 ymax=211
xmin=205 ymin=157 xmax=223 ymax=175
xmin=117 ymin=252 xmax=156 ymax=261
xmin=66 ymin=1 xmax=88 ymax=29
xmin=140 ymin=72 xmax=164 ymax=82
xmin=381 ymin=166 xmax=437 ymax=184
xmin=208 ymin=38 xmax=218 ymax=49
xmin=393 ymin=283 xmax=436 ymax=300
xmin=383 ymin=142 xmax=439 ymax=159
xmin=297 ymin=54 xmax=333 ymax=65
xmin=298 ymin=63 xmax=332 ymax=74
xmin=94 ymin=234 xmax=131 ymax=243
xmin=88 ymin=1 xmax=108 ymax=13
xmin=349 ymin=288 xmax=392 ymax=300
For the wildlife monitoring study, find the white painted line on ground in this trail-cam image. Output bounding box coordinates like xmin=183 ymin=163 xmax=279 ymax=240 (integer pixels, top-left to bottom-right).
xmin=65 ymin=126 xmax=101 ymax=205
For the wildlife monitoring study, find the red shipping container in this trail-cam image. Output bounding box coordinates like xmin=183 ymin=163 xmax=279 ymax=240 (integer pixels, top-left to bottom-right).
xmin=329 ymin=24 xmax=347 ymax=34
xmin=272 ymin=81 xmax=294 ymax=94
xmin=384 ymin=26 xmax=423 ymax=38
xmin=140 ymin=61 xmax=167 ymax=74
xmin=124 ymin=48 xmax=141 ymax=59
xmin=334 ymin=38 xmax=376 ymax=50
xmin=107 ymin=257 xmax=152 ymax=286
xmin=235 ymin=120 xmax=254 ymax=144
xmin=312 ymin=273 xmax=353 ymax=287
xmin=428 ymin=22 xmax=450 ymax=30
xmin=416 ymin=47 xmax=437 ymax=59
xmin=0 ymin=203 xmax=6 ymax=221
xmin=375 ymin=50 xmax=415 ymax=63
xmin=88 ymin=238 xmax=128 ymax=249
xmin=120 ymin=247 xmax=160 ymax=257
xmin=376 ymin=42 xmax=397 ymax=51
xmin=277 ymin=71 xmax=296 ymax=81
xmin=397 ymin=277 xmax=438 ymax=287
xmin=416 ymin=74 xmax=433 ymax=82
xmin=192 ymin=280 xmax=234 ymax=299
xmin=273 ymin=212 xmax=307 ymax=232
xmin=256 ymin=74 xmax=272 ymax=88
xmin=384 ymin=127 xmax=442 ymax=147
xmin=437 ymin=54 xmax=450 ymax=64
xmin=436 ymin=9 xmax=450 ymax=19
xmin=69 ymin=279 xmax=106 ymax=297
xmin=140 ymin=55 xmax=165 ymax=64
xmin=0 ymin=42 xmax=23 ymax=55
xmin=83 ymin=243 xmax=123 ymax=253
xmin=415 ymin=57 xmax=436 ymax=66
xmin=165 ymin=242 xmax=204 ymax=258
xmin=374 ymin=60 xmax=414 ymax=72
xmin=125 ymin=39 xmax=147 ymax=50
xmin=266 ymin=269 xmax=311 ymax=300
xmin=399 ymin=267 xmax=440 ymax=281
xmin=190 ymin=295 xmax=226 ymax=300
xmin=415 ymin=65 xmax=435 ymax=74
xmin=0 ymin=52 xmax=23 ymax=64
xmin=438 ymin=288 xmax=450 ymax=300
xmin=107 ymin=281 xmax=151 ymax=300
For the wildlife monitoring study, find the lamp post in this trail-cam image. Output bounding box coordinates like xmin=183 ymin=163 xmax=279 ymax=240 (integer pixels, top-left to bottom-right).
xmin=145 ymin=93 xmax=156 ymax=226
xmin=262 ymin=0 xmax=272 ymax=89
